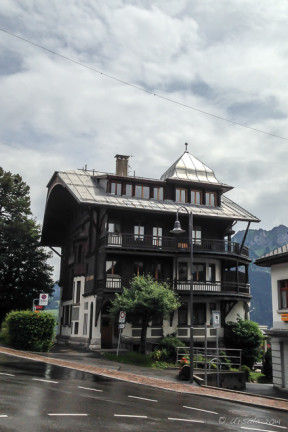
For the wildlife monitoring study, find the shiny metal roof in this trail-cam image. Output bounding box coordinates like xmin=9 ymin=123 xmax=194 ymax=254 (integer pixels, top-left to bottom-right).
xmin=49 ymin=169 xmax=259 ymax=222
xmin=160 ymin=150 xmax=226 ymax=186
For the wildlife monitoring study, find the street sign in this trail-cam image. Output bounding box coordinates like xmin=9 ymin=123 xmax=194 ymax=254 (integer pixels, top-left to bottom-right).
xmin=119 ymin=311 xmax=126 ymax=324
xmin=212 ymin=310 xmax=221 ymax=328
xmin=39 ymin=293 xmax=49 ymax=306
xmin=118 ymin=323 xmax=125 ymax=329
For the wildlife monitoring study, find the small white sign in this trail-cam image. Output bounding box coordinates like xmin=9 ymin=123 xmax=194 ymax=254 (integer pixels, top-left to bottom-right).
xmin=119 ymin=311 xmax=126 ymax=324
xmin=39 ymin=293 xmax=49 ymax=306
xmin=212 ymin=310 xmax=221 ymax=328
xmin=119 ymin=323 xmax=125 ymax=329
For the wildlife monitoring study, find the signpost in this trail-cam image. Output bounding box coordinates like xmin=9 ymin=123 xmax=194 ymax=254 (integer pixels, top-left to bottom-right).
xmin=39 ymin=293 xmax=49 ymax=306
xmin=212 ymin=310 xmax=221 ymax=387
xmin=117 ymin=311 xmax=126 ymax=357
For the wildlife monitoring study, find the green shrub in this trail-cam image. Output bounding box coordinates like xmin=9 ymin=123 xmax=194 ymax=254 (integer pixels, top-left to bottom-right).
xmin=150 ymin=348 xmax=169 ymax=361
xmin=2 ymin=310 xmax=56 ymax=352
xmin=239 ymin=365 xmax=251 ymax=381
xmin=159 ymin=336 xmax=187 ymax=361
xmin=262 ymin=348 xmax=272 ymax=379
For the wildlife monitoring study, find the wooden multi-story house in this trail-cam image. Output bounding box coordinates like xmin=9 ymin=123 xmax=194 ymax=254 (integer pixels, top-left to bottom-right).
xmin=41 ymin=148 xmax=259 ymax=349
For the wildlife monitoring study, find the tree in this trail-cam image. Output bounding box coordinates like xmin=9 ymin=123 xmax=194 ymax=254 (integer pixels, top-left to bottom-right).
xmin=0 ymin=167 xmax=54 ymax=323
xmin=109 ymin=275 xmax=181 ymax=354
xmin=224 ymin=318 xmax=264 ymax=368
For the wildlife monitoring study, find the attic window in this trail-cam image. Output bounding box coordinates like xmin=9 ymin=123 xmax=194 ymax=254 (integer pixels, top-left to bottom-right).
xmin=110 ymin=182 xmax=122 ymax=195
xmin=205 ymin=192 xmax=216 ymax=206
xmin=191 ymin=190 xmax=202 ymax=205
xmin=135 ymin=185 xmax=150 ymax=199
xmin=176 ymin=188 xmax=187 ymax=203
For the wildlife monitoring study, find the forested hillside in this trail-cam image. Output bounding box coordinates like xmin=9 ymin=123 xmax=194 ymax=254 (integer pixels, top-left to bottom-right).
xmin=233 ymin=225 xmax=288 ymax=328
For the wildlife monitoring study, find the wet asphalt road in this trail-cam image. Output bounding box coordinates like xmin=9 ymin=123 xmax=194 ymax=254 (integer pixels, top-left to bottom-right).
xmin=0 ymin=354 xmax=287 ymax=432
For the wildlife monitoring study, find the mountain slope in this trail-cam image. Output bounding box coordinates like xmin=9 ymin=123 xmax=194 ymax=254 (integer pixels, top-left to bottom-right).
xmin=233 ymin=225 xmax=288 ymax=328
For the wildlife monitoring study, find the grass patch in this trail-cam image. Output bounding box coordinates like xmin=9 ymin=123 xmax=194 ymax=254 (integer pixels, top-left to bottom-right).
xmin=250 ymin=371 xmax=272 ymax=384
xmin=103 ymin=351 xmax=175 ymax=369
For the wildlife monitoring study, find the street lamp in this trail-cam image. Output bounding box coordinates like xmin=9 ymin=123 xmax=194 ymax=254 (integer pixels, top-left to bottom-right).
xmin=170 ymin=206 xmax=194 ymax=383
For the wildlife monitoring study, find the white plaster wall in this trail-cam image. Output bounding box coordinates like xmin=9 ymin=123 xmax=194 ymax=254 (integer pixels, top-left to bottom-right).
xmin=226 ymin=301 xmax=246 ymax=323
xmin=271 ymin=263 xmax=288 ymax=329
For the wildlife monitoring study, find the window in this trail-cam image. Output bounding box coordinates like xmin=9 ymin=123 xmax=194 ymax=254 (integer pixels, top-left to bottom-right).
xmin=191 ymin=190 xmax=202 ymax=205
xmin=134 ymin=261 xmax=144 ymax=276
xmin=110 ymin=182 xmax=122 ymax=195
xmin=135 ymin=185 xmax=150 ymax=199
xmin=208 ymin=264 xmax=216 ymax=282
xmin=106 ymin=260 xmax=120 ymax=275
xmin=62 ymin=305 xmax=71 ymax=326
xmin=193 ymin=303 xmax=206 ymax=325
xmin=192 ymin=263 xmax=205 ymax=282
xmin=153 ymin=186 xmax=164 ymax=200
xmin=206 ymin=192 xmax=216 ymax=206
xmin=107 ymin=221 xmax=122 ymax=245
xmin=125 ymin=184 xmax=133 ymax=196
xmin=178 ymin=262 xmax=188 ymax=281
xmin=279 ymin=280 xmax=288 ymax=309
xmin=134 ymin=225 xmax=144 ymax=241
xmin=176 ymin=188 xmax=187 ymax=203
xmin=192 ymin=228 xmax=202 ymax=245
xmin=74 ymin=322 xmax=79 ymax=335
xmin=153 ymin=226 xmax=162 ymax=247
xmin=74 ymin=281 xmax=81 ymax=303
xmin=178 ymin=303 xmax=188 ymax=325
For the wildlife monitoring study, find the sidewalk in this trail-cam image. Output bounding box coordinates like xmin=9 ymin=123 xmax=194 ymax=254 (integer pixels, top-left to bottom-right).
xmin=1 ymin=345 xmax=288 ymax=412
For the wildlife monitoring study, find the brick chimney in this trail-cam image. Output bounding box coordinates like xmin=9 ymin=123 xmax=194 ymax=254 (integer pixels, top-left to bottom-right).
xmin=115 ymin=154 xmax=129 ymax=176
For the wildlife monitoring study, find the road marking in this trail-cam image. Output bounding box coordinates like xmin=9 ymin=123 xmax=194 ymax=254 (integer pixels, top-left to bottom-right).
xmin=183 ymin=405 xmax=218 ymax=415
xmin=168 ymin=418 xmax=205 ymax=423
xmin=48 ymin=413 xmax=88 ymax=417
xmin=128 ymin=395 xmax=158 ymax=402
xmin=0 ymin=372 xmax=15 ymax=376
xmin=78 ymin=386 xmax=103 ymax=392
xmin=114 ymin=415 xmax=148 ymax=418
xmin=33 ymin=378 xmax=59 ymax=384
xmin=0 ymin=415 xmax=8 ymax=418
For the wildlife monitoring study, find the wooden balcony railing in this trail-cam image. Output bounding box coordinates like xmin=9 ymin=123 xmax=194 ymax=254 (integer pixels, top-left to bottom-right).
xmin=98 ymin=276 xmax=250 ymax=296
xmin=101 ymin=233 xmax=249 ymax=257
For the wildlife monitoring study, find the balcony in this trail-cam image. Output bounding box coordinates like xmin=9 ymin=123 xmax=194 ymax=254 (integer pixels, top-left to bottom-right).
xmin=99 ymin=276 xmax=250 ymax=297
xmin=102 ymin=233 xmax=249 ymax=258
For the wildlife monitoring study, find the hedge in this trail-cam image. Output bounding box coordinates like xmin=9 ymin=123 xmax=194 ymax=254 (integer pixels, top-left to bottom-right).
xmin=2 ymin=310 xmax=56 ymax=352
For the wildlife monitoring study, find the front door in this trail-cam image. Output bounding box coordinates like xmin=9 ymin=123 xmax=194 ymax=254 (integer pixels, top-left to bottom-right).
xmin=101 ymin=317 xmax=113 ymax=348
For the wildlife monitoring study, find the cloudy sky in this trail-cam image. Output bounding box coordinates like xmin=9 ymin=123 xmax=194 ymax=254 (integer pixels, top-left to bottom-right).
xmin=1 ymin=1 xmax=287 ymax=269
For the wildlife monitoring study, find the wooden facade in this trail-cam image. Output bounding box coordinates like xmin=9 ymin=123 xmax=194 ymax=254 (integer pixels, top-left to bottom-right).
xmin=42 ymin=150 xmax=259 ymax=349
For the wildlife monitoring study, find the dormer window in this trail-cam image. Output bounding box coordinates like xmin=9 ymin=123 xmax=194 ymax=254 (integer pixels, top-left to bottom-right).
xmin=206 ymin=192 xmax=216 ymax=206
xmin=153 ymin=186 xmax=163 ymax=200
xmin=110 ymin=182 xmax=122 ymax=195
xmin=191 ymin=190 xmax=202 ymax=205
xmin=176 ymin=188 xmax=187 ymax=203
xmin=135 ymin=185 xmax=150 ymax=199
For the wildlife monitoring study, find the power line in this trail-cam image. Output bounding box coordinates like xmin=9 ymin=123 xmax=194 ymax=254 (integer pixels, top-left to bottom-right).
xmin=1 ymin=27 xmax=287 ymax=142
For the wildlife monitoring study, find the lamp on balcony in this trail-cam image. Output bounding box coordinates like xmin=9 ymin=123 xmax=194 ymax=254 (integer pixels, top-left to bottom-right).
xmin=170 ymin=206 xmax=194 ymax=384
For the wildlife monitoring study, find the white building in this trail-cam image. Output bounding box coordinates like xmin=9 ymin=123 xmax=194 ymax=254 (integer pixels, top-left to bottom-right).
xmin=255 ymin=244 xmax=288 ymax=390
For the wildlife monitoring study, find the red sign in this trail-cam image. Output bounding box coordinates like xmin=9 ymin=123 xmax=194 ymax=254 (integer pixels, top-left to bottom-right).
xmin=35 ymin=305 xmax=44 ymax=310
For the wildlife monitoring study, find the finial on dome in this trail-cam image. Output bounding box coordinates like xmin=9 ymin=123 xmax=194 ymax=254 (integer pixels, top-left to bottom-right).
xmin=185 ymin=142 xmax=188 ymax=152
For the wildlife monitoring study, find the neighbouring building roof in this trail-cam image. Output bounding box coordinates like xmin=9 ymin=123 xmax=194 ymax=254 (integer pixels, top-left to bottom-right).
xmin=47 ymin=169 xmax=259 ymax=222
xmin=255 ymin=243 xmax=288 ymax=267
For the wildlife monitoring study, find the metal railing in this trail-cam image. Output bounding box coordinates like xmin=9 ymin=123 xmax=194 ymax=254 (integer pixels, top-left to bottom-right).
xmin=176 ymin=346 xmax=242 ymax=369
